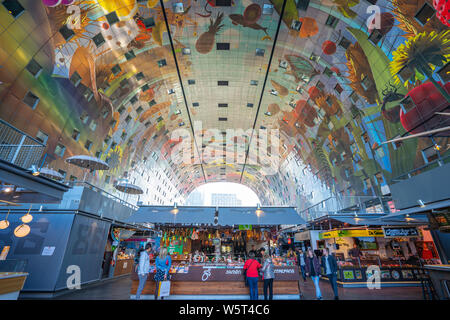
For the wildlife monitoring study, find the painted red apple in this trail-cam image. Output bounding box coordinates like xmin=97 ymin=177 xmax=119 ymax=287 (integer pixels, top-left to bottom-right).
xmin=322 ymin=40 xmax=336 ymax=55
xmin=434 ymin=0 xmax=450 ymax=27
xmin=308 ymin=86 xmax=321 ymax=100
xmin=399 ymin=81 xmax=450 ymax=134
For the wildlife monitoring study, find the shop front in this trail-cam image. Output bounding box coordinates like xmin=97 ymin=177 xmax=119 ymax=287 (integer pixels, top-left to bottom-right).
xmin=126 ymin=206 xmax=305 ymax=299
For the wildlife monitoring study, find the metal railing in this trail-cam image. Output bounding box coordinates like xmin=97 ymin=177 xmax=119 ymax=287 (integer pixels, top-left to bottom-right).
xmin=65 ymin=180 xmax=139 ymax=210
xmin=392 ymin=154 xmax=450 ymax=182
xmin=299 ymin=195 xmax=392 ymax=221
xmin=0 ymin=119 xmax=45 ymax=170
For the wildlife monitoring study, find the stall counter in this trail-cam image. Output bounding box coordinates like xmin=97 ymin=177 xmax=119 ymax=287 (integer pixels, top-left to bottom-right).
xmin=130 ymin=265 xmax=301 ymax=299
xmin=0 ymin=272 xmax=28 ymax=300
xmin=113 ymin=258 xmax=134 ymax=277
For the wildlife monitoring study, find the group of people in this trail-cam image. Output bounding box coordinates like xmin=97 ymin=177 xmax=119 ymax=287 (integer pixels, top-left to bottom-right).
xmin=244 ymin=246 xmax=339 ymax=300
xmin=135 ymin=243 xmax=172 ymax=300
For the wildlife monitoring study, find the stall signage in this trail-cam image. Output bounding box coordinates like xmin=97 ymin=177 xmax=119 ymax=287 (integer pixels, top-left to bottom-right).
xmin=382 ymin=227 xmax=419 ymax=238
xmin=319 ymin=229 xmax=384 ymax=239
xmin=238 ymin=225 xmax=252 ymax=230
xmin=294 ymin=231 xmax=310 ymax=241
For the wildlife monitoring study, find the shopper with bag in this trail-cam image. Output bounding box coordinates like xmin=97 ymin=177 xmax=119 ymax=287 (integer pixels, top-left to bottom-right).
xmin=154 ymin=247 xmax=172 ymax=300
xmin=261 ymin=253 xmax=275 ymax=300
xmin=305 ymin=247 xmax=322 ymax=300
xmin=135 ymin=243 xmax=152 ymax=300
xmin=321 ymin=247 xmax=339 ymax=300
xmin=244 ymin=251 xmax=262 ymax=300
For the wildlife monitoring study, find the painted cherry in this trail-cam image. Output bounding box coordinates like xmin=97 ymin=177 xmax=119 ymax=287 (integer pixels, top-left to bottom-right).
xmin=322 ymin=40 xmax=336 ymax=55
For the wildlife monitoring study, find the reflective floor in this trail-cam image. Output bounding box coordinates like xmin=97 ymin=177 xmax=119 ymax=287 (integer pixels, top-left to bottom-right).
xmin=47 ymin=276 xmax=423 ymax=300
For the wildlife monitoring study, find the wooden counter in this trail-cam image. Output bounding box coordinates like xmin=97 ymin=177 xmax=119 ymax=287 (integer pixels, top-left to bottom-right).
xmin=424 ymin=265 xmax=450 ymax=299
xmin=130 ymin=265 xmax=300 ymax=299
xmin=0 ymin=272 xmax=28 ymax=300
xmin=113 ymin=259 xmax=134 ymax=277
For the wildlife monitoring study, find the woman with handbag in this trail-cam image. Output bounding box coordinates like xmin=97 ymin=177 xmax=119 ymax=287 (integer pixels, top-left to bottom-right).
xmin=154 ymin=247 xmax=171 ymax=300
xmin=261 ymin=253 xmax=275 ymax=300
xmin=244 ymin=251 xmax=262 ymax=300
xmin=304 ymin=247 xmax=322 ymax=300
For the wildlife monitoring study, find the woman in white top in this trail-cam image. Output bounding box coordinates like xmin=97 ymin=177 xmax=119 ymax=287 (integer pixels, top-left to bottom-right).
xmin=135 ymin=243 xmax=152 ymax=299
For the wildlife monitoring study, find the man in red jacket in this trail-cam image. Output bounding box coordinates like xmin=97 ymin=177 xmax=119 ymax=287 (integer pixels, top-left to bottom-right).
xmin=244 ymin=252 xmax=262 ymax=300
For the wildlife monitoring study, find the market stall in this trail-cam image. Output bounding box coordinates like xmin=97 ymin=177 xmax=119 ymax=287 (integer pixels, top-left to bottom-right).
xmin=126 ymin=206 xmax=305 ymax=299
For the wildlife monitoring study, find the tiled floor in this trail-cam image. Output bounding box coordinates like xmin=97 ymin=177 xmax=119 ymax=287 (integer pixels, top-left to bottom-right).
xmin=51 ymin=275 xmax=424 ymax=300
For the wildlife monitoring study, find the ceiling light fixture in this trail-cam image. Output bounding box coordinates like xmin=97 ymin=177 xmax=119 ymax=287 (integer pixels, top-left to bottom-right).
xmin=20 ymin=206 xmax=33 ymax=224
xmin=418 ymin=199 xmax=426 ymax=208
xmin=14 ymin=224 xmax=31 ymax=238
xmin=171 ymin=202 xmax=179 ymax=214
xmin=0 ymin=210 xmax=10 ymax=230
xmin=29 ymin=165 xmax=40 ymax=176
xmin=256 ymin=203 xmax=263 ymax=216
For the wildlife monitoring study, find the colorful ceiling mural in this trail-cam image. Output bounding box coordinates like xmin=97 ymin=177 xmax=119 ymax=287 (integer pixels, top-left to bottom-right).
xmin=0 ymin=0 xmax=449 ymax=214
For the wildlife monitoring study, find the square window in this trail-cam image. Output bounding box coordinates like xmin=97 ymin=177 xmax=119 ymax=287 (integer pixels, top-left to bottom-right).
xmin=173 ymin=3 xmax=184 ymax=13
xmin=110 ymin=119 xmax=117 ymax=127
xmin=168 ymin=88 xmax=175 ymax=94
xmin=216 ymin=42 xmax=230 ymax=50
xmin=188 ymin=79 xmax=195 ymax=85
xmin=255 ymin=48 xmax=265 ymax=56
xmin=26 ymin=58 xmax=42 ymax=78
xmin=291 ymin=20 xmax=302 ymax=31
xmin=35 ymin=130 xmax=48 ymax=145
xmin=361 ymin=75 xmax=371 ymax=90
xmin=85 ymin=140 xmax=93 ymax=150
xmin=72 ymin=129 xmax=80 ymax=141
xmin=121 ymin=131 xmax=127 ymax=139
xmin=135 ymin=72 xmax=145 ymax=81
xmin=396 ymin=65 xmax=415 ymax=83
xmin=182 ymin=48 xmax=191 ymax=55
xmin=247 ymin=103 xmax=254 ymax=108
xmin=193 ymin=102 xmax=199 ymax=107
xmin=178 ymin=122 xmax=185 ymax=126
xmin=368 ymin=29 xmax=383 ymax=45
xmin=309 ymin=52 xmax=320 ymax=62
xmin=157 ymin=59 xmax=167 ymax=67
xmin=262 ymin=4 xmax=273 ymax=15
xmin=54 ymin=144 xmax=66 ymax=157
xmin=23 ymin=91 xmax=39 ymax=109
xmin=117 ymin=106 xmax=125 ymax=114
xmin=338 ymin=37 xmax=351 ymax=49
xmin=296 ymin=0 xmax=310 ymax=11
xmin=218 ymin=81 xmax=228 ymax=86
xmin=80 ymin=111 xmax=89 ymax=123
xmin=144 ymin=121 xmax=151 ymax=128
xmin=125 ymin=50 xmax=136 ymax=60
xmin=89 ymin=120 xmax=97 ymax=131
xmin=149 ymin=99 xmax=156 ymax=107
xmin=325 ymin=15 xmax=339 ymax=28
xmin=414 ymin=2 xmax=436 ymax=26
xmin=218 ymin=103 xmax=228 ymax=108
xmin=70 ymin=71 xmax=82 ymax=87
xmin=83 ymin=87 xmax=94 ymax=101
xmin=92 ymin=32 xmax=105 ymax=47
xmin=59 ymin=24 xmax=75 ymax=41
xmin=218 ymin=117 xmax=227 ymax=121
xmin=279 ymin=61 xmax=288 ymax=69
xmin=156 ymin=116 xmax=163 ymax=123
xmin=216 ymin=0 xmax=231 ymax=6
xmin=3 ymin=0 xmax=25 ymax=18
xmin=111 ymin=64 xmax=121 ymax=76
xmin=105 ymin=11 xmax=120 ymax=25
xmin=250 ymin=80 xmax=258 ymax=86
xmin=174 ymin=109 xmax=181 ymax=115
xmin=136 ymin=106 xmax=143 ymax=114
xmin=334 ymin=84 xmax=343 ymax=94
xmin=323 ymin=67 xmax=333 ymax=77
xmin=141 ymin=84 xmax=149 ymax=92
xmin=125 ymin=115 xmax=132 ymax=123
xmin=143 ymin=17 xmax=155 ymax=28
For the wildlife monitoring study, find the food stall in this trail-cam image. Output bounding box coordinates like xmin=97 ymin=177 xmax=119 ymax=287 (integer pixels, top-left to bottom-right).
xmin=310 ymin=215 xmax=440 ymax=287
xmin=125 ymin=205 xmax=305 ymax=299
xmin=108 ymin=227 xmax=137 ymax=278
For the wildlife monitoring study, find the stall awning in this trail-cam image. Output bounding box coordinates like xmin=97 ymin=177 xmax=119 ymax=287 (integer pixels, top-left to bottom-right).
xmin=380 ymin=199 xmax=450 ymax=220
xmin=125 ymin=206 xmax=306 ymax=226
xmin=330 ymin=216 xmax=428 ymax=226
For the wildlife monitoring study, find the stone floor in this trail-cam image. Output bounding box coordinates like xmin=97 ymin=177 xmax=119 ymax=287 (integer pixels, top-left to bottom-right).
xmin=51 ymin=275 xmax=424 ymax=300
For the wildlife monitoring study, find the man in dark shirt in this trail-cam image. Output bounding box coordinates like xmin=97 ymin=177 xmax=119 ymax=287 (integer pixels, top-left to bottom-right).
xmin=349 ymin=243 xmax=362 ymax=259
xmin=321 ymin=248 xmax=339 ymax=300
xmin=248 ymin=245 xmax=257 ymax=257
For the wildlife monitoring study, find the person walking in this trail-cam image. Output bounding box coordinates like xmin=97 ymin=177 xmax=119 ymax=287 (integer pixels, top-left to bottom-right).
xmin=261 ymin=253 xmax=275 ymax=300
xmin=305 ymin=248 xmax=322 ymax=300
xmin=135 ymin=243 xmax=152 ymax=300
xmin=296 ymin=248 xmax=307 ymax=282
xmin=244 ymin=251 xmax=262 ymax=300
xmin=154 ymin=247 xmax=172 ymax=300
xmin=321 ymin=248 xmax=339 ymax=300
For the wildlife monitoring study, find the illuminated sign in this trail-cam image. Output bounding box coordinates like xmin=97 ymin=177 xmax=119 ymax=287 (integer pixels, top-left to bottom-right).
xmin=319 ymin=229 xmax=384 ymax=239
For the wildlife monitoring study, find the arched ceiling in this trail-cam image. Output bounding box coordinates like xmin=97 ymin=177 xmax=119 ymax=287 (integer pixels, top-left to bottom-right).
xmin=0 ymin=0 xmax=449 ymax=212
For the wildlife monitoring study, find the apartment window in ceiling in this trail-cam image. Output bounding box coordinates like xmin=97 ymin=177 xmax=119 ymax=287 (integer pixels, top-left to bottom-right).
xmin=361 ymin=75 xmax=371 ymax=90
xmin=111 ymin=64 xmax=121 ymax=76
xmin=296 ymin=0 xmax=310 ymax=11
xmin=117 ymin=106 xmax=125 ymax=114
xmin=144 ymin=121 xmax=151 ymax=128
xmin=215 ymin=0 xmax=231 ymax=6
xmin=174 ymin=110 xmax=181 ymax=115
xmin=54 ymin=144 xmax=66 ymax=157
xmin=58 ymin=170 xmax=67 ymax=180
xmin=143 ymin=17 xmax=155 ymax=28
xmin=102 ymin=108 xmax=109 ymax=119
xmin=178 ymin=122 xmax=185 ymax=127
xmin=309 ymin=52 xmax=320 ymax=62
xmin=135 ymin=72 xmax=145 ymax=81
xmin=157 ymin=59 xmax=167 ymax=67
xmin=121 ymin=131 xmax=127 ymax=139
xmin=70 ymin=71 xmax=82 ymax=87
xmin=110 ymin=142 xmax=117 ymax=149
xmin=262 ymin=3 xmax=273 ymax=14
xmin=255 ymin=48 xmax=265 ymax=57
xmin=156 ymin=116 xmax=163 ymax=123
xmin=125 ymin=50 xmax=136 ymax=60
xmin=291 ymin=19 xmax=302 ymax=31
xmin=59 ymin=24 xmax=75 ymax=41
xmin=368 ymin=28 xmax=383 ymax=45
xmin=35 ymin=130 xmax=48 ymax=145
xmin=125 ymin=115 xmax=132 ymax=124
xmin=216 ymin=42 xmax=230 ymax=50
xmin=168 ymin=88 xmax=175 ymax=95
xmin=193 ymin=102 xmax=199 ymax=107
xmin=188 ymin=79 xmax=195 ymax=85
xmin=323 ymin=67 xmax=333 ymax=77
xmin=95 ymin=150 xmax=102 ymax=158
xmin=85 ymin=140 xmax=93 ymax=151
xmin=3 ymin=0 xmax=25 ymax=18
xmin=105 ymin=175 xmax=111 ymax=184
xmin=105 ymin=11 xmax=120 ymax=25
xmin=72 ymin=129 xmax=80 ymax=141
xmin=218 ymin=103 xmax=228 ymax=108
xmin=182 ymin=48 xmax=191 ymax=55
xmin=415 ymin=2 xmax=436 ymax=26
xmin=149 ymin=99 xmax=156 ymax=107
xmin=23 ymin=91 xmax=39 ymax=109
xmin=26 ymin=58 xmax=42 ymax=78
xmin=89 ymin=120 xmax=97 ymax=131
xmin=250 ymin=80 xmax=258 ymax=86
xmin=349 ymin=91 xmax=359 ymax=104
xmin=83 ymin=87 xmax=94 ymax=102
xmin=219 ymin=117 xmax=227 ymax=121
xmin=247 ymin=103 xmax=254 ymax=108
xmin=218 ymin=81 xmax=228 ymax=86
xmin=334 ymin=84 xmax=343 ymax=94
xmin=338 ymin=37 xmax=351 ymax=49
xmin=325 ymin=15 xmax=339 ymax=28
xmin=92 ymin=32 xmax=105 ymax=47
xmin=130 ymin=94 xmax=138 ymax=104
xmin=136 ymin=106 xmax=143 ymax=114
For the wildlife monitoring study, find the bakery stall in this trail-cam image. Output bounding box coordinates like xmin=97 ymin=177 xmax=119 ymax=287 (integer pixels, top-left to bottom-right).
xmin=125 ymin=205 xmax=305 ymax=299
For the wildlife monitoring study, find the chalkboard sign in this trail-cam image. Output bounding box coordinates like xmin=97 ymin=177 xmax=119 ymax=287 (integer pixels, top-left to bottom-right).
xmin=382 ymin=227 xmax=419 ymax=238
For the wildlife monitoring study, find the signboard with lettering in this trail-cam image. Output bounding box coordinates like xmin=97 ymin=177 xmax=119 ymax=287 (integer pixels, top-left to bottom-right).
xmin=382 ymin=227 xmax=419 ymax=238
xmin=238 ymin=225 xmax=252 ymax=230
xmin=319 ymin=229 xmax=384 ymax=239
